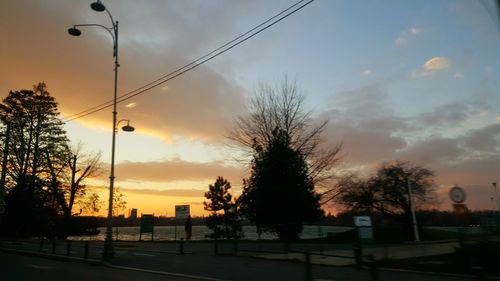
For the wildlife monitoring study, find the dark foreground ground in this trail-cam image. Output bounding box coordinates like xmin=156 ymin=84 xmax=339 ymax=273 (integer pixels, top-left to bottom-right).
xmin=1 ymin=239 xmax=499 ymax=281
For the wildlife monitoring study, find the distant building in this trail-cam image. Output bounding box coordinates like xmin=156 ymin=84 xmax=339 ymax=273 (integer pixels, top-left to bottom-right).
xmin=129 ymin=208 xmax=138 ymax=220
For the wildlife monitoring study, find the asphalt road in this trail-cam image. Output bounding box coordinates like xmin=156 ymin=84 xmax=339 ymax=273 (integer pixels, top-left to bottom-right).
xmin=0 ymin=252 xmax=200 ymax=281
xmin=0 ymin=240 xmax=493 ymax=281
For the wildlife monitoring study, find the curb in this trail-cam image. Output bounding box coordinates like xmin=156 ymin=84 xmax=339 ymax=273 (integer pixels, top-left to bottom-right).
xmin=0 ymin=247 xmax=102 ymax=265
xmin=376 ymin=266 xmax=500 ymax=280
xmin=0 ymin=247 xmax=227 ymax=281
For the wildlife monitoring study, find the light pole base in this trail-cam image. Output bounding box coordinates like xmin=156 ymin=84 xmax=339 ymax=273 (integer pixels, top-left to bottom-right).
xmin=102 ymin=232 xmax=115 ymax=259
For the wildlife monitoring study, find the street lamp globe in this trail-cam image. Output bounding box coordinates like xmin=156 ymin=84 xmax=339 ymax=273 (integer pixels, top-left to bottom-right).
xmin=122 ymin=124 xmax=134 ymax=132
xmin=90 ymin=1 xmax=106 ymax=12
xmin=68 ymin=27 xmax=82 ymax=36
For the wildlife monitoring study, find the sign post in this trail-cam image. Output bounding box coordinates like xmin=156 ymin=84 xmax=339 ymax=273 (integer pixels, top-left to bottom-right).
xmin=175 ymin=205 xmax=190 ymax=240
xmin=354 ymin=215 xmax=374 ymax=242
xmin=175 ymin=205 xmax=190 ymax=219
xmin=139 ymin=214 xmax=154 ymax=241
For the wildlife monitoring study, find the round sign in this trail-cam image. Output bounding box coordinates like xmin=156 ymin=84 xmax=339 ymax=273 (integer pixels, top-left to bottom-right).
xmin=449 ymin=186 xmax=466 ymax=203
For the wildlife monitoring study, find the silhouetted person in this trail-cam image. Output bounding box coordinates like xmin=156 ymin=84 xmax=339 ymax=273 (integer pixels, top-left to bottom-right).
xmin=184 ymin=215 xmax=192 ymax=241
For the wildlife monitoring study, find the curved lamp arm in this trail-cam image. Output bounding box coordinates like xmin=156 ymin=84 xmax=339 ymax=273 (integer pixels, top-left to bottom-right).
xmin=116 ymin=119 xmax=135 ymax=132
xmin=68 ymin=23 xmax=117 ymax=57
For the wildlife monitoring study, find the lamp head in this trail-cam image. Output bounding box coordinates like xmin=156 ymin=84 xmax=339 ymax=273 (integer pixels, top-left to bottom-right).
xmin=122 ymin=123 xmax=135 ymax=132
xmin=90 ymin=1 xmax=106 ymax=12
xmin=68 ymin=27 xmax=82 ymax=36
xmin=122 ymin=125 xmax=135 ymax=132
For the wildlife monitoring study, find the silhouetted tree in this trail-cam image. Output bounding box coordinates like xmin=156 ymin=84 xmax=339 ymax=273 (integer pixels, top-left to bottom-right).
xmin=204 ymin=176 xmax=242 ymax=240
xmin=336 ymin=161 xmax=436 ymax=227
xmin=112 ymin=187 xmax=127 ymax=216
xmin=229 ymin=78 xmax=342 ymax=197
xmin=46 ymin=143 xmax=102 ymax=237
xmin=239 ymin=128 xmax=323 ymax=240
xmin=81 ymin=192 xmax=102 ymax=216
xmin=0 ymin=82 xmax=69 ymax=236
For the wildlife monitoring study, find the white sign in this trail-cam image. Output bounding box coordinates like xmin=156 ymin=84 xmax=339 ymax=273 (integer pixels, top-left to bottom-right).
xmin=354 ymin=216 xmax=372 ymax=227
xmin=358 ymin=227 xmax=374 ymax=239
xmin=175 ymin=205 xmax=190 ymax=219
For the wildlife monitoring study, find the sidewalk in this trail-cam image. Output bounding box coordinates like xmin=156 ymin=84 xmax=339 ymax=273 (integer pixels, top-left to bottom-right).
xmin=241 ymin=240 xmax=462 ymax=266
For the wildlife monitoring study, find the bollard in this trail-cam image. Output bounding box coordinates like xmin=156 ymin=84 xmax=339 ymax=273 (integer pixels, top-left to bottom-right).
xmin=84 ymin=241 xmax=89 ymax=259
xmin=179 ymin=238 xmax=184 ymax=255
xmin=233 ymin=238 xmax=238 ymax=255
xmin=39 ymin=238 xmax=44 ymax=253
xmin=472 ymin=266 xmax=485 ymax=281
xmin=214 ymin=238 xmax=219 ymax=255
xmin=366 ymin=255 xmax=379 ymax=281
xmin=66 ymin=240 xmax=71 ymax=256
xmin=353 ymin=243 xmax=363 ymax=268
xmin=51 ymin=239 xmax=56 ymax=254
xmin=304 ymin=252 xmax=312 ymax=281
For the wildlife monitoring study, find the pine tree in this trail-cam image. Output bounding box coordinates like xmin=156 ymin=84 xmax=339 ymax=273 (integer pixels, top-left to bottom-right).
xmin=204 ymin=176 xmax=243 ymax=240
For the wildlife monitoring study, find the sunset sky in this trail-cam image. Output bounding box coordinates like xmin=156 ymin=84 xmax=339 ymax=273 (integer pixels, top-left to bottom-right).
xmin=1 ymin=0 xmax=500 ymax=217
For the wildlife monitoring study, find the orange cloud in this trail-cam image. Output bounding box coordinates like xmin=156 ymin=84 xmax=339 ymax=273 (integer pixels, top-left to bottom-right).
xmin=110 ymin=159 xmax=246 ymax=184
xmin=0 ymin=0 xmax=248 ymax=144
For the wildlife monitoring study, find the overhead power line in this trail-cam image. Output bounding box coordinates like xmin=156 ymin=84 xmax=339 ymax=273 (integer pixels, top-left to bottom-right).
xmin=64 ymin=0 xmax=315 ymax=122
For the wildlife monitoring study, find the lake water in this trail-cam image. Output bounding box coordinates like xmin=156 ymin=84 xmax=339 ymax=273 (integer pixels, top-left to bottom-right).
xmin=68 ymin=225 xmax=354 ymax=241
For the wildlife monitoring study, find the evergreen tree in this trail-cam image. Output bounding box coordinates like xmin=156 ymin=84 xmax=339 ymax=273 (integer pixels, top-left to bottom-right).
xmin=204 ymin=176 xmax=242 ymax=240
xmin=239 ymin=128 xmax=323 ymax=240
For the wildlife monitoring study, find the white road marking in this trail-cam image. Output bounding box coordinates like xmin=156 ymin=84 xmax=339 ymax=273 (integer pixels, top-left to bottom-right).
xmin=29 ymin=264 xmax=56 ymax=270
xmin=133 ymin=252 xmax=156 ymax=257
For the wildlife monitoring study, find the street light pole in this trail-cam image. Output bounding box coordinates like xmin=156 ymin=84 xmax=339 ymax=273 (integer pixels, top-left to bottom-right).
xmin=68 ymin=0 xmax=126 ymax=259
xmin=408 ymin=179 xmax=420 ymax=242
xmin=104 ymin=19 xmax=119 ymax=259
xmin=493 ymin=182 xmax=500 ymax=215
xmin=0 ymin=121 xmax=11 ymax=228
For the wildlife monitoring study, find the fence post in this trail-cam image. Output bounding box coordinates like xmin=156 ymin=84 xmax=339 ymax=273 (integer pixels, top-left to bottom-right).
xmin=233 ymin=232 xmax=238 ymax=255
xmin=366 ymin=254 xmax=379 ymax=281
xmin=66 ymin=240 xmax=71 ymax=256
xmin=84 ymin=241 xmax=89 ymax=259
xmin=214 ymin=238 xmax=219 ymax=255
xmin=51 ymin=239 xmax=56 ymax=254
xmin=39 ymin=238 xmax=44 ymax=252
xmin=353 ymin=242 xmax=363 ymax=268
xmin=304 ymin=251 xmax=312 ymax=281
xmin=179 ymin=238 xmax=185 ymax=255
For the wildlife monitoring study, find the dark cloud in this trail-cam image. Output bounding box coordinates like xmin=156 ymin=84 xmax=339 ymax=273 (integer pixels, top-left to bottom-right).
xmin=396 ymin=137 xmax=464 ymax=166
xmin=0 ymin=0 xmax=259 ymax=141
xmin=319 ymin=83 xmax=500 ymax=211
xmin=319 ymin=85 xmax=408 ymax=164
xmin=122 ymin=188 xmax=206 ymax=198
xmin=462 ymin=123 xmax=500 ymax=153
xmin=112 ymin=159 xmax=245 ymax=184
xmin=415 ymin=102 xmax=470 ymax=127
xmin=322 ymin=120 xmax=407 ymax=164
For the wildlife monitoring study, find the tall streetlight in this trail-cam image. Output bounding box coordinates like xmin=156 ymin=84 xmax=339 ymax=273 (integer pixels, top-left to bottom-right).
xmin=68 ymin=0 xmax=129 ymax=258
xmin=407 ymin=179 xmax=420 ymax=242
xmin=493 ymin=182 xmax=500 ymax=214
xmin=0 ymin=120 xmax=11 ymax=227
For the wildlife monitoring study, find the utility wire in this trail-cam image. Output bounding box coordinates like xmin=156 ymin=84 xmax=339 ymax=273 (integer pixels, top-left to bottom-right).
xmin=64 ymin=0 xmax=309 ymax=121
xmin=64 ymin=0 xmax=314 ymax=122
